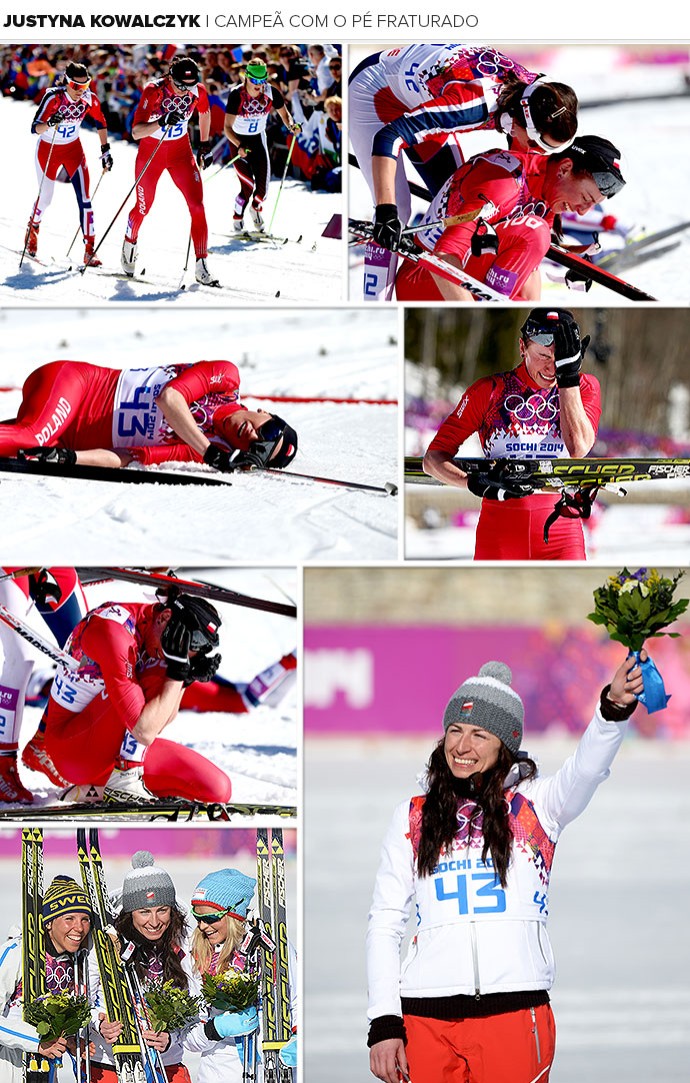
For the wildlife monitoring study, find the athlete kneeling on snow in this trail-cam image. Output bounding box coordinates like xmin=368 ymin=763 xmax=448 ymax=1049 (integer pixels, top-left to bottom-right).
xmin=0 ymin=875 xmax=93 ymax=1081
xmin=367 ymin=655 xmax=643 ymax=1083
xmin=30 ymin=591 xmax=233 ymax=806
xmin=423 ymin=308 xmax=600 ymax=561
xmin=0 ymin=360 xmax=298 ymax=474
xmin=394 ymin=135 xmax=625 ymax=302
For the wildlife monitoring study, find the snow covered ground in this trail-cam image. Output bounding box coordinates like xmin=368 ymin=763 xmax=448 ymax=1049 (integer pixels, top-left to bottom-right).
xmin=349 ymin=49 xmax=690 ymax=303
xmin=0 ymin=567 xmax=298 ymax=814
xmin=0 ymin=95 xmax=342 ymax=304
xmin=0 ymin=308 xmax=399 ymax=562
xmin=305 ymin=734 xmax=690 ymax=1083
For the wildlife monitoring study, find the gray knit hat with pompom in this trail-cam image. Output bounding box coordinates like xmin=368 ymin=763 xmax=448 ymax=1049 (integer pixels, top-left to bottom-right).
xmin=442 ymin=661 xmax=524 ymax=755
xmin=121 ymin=851 xmax=176 ymax=913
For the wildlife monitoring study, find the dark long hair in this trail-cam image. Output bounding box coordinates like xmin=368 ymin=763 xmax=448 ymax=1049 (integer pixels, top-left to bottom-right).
xmin=497 ymin=73 xmax=578 ymax=146
xmin=114 ymin=906 xmax=189 ymax=988
xmin=417 ymin=739 xmax=538 ymax=888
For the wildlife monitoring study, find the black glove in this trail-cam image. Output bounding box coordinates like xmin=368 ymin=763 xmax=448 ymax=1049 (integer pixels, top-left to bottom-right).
xmin=564 ymin=266 xmax=593 ymax=293
xmin=46 ymin=111 xmax=65 ymax=127
xmin=28 ymin=569 xmax=62 ymax=607
xmin=19 ymin=446 xmax=77 ymax=466
xmin=161 ymin=617 xmax=192 ymax=682
xmin=231 ymin=440 xmax=276 ymax=471
xmin=196 ymin=139 xmax=213 ymax=170
xmin=466 ymin=462 xmax=537 ymax=501
xmin=186 ymin=651 xmax=222 ymax=685
xmin=372 ymin=203 xmax=402 ymax=252
xmin=158 ymin=109 xmax=184 ymax=128
xmin=553 ymin=320 xmax=591 ymax=388
xmin=100 ymin=142 xmax=114 ymax=171
xmin=470 ymin=219 xmax=499 ymax=258
xmin=203 ymin=444 xmax=242 ymax=473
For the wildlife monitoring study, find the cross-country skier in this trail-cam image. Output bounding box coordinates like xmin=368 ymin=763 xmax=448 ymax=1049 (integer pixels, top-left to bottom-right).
xmin=187 ymin=867 xmax=298 ymax=1081
xmin=93 ymin=851 xmax=199 ymax=1082
xmin=223 ymin=58 xmax=301 ymax=234
xmin=367 ymin=655 xmax=643 ymax=1083
xmin=0 ymin=360 xmax=298 ymax=474
xmin=0 ymin=874 xmax=93 ymax=1080
xmin=25 ymin=60 xmax=113 ymax=266
xmin=34 ymin=591 xmax=233 ymax=805
xmin=394 ymin=135 xmax=625 ymax=302
xmin=0 ymin=567 xmax=87 ymax=802
xmin=120 ymin=55 xmax=218 ymax=286
xmin=349 ymin=44 xmax=578 ymax=299
xmin=422 ymin=309 xmax=600 ymax=560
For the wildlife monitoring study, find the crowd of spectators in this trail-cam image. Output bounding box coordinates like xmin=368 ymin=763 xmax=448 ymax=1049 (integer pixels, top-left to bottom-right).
xmin=0 ymin=42 xmax=342 ymax=190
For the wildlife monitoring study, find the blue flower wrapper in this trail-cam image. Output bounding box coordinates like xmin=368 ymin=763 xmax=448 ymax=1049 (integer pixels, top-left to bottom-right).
xmin=631 ymin=651 xmax=670 ymax=714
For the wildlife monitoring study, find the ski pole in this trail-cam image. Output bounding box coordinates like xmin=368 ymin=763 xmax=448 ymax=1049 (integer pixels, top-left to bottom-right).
xmin=0 ymin=566 xmax=41 ymax=584
xmin=263 ymin=466 xmax=398 ymax=495
xmin=266 ymin=134 xmax=297 ymax=237
xmin=20 ymin=124 xmax=58 ymax=268
xmin=0 ymin=602 xmax=79 ymax=669
xmin=80 ymin=130 xmax=170 ymax=272
xmin=66 ymin=170 xmax=106 ymax=259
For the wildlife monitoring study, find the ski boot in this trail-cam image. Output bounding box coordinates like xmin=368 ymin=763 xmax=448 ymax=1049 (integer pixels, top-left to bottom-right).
xmin=22 ymin=731 xmax=70 ymax=788
xmin=24 ymin=219 xmax=40 ymax=258
xmin=195 ymin=257 xmax=219 ymax=287
xmin=83 ymin=237 xmax=102 ymax=268
xmin=250 ymin=204 xmax=265 ymax=233
xmin=0 ymin=747 xmax=34 ymax=803
xmin=121 ymin=239 xmax=138 ymax=276
xmin=103 ymin=763 xmax=156 ymax=805
xmin=233 ymin=214 xmax=244 ymax=233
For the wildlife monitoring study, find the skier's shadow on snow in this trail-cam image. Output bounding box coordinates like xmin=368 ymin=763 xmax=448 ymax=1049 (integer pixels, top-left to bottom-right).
xmin=231 ymin=743 xmax=295 ymax=758
xmin=4 ymin=267 xmax=72 ymax=289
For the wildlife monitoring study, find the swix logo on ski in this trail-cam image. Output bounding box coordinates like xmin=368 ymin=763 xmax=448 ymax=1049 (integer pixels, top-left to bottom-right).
xmin=34 ymin=397 xmax=71 ymax=445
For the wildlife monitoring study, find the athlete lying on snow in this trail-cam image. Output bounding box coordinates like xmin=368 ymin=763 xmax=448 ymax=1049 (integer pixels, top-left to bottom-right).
xmin=0 ymin=360 xmax=298 ymax=473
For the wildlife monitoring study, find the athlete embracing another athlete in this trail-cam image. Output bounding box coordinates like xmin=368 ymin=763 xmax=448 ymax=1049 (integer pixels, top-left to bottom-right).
xmin=423 ymin=309 xmax=600 ymax=560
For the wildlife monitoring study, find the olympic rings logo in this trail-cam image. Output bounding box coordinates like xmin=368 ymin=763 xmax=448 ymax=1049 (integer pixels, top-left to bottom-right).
xmin=504 ymin=392 xmax=559 ymax=424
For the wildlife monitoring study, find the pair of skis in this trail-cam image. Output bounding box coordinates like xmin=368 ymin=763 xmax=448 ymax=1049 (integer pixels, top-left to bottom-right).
xmin=77 ymin=828 xmax=166 ymax=1083
xmin=256 ymin=828 xmax=294 ymax=1083
xmin=21 ymin=829 xmax=91 ymax=1083
xmin=404 ymin=455 xmax=690 ymax=488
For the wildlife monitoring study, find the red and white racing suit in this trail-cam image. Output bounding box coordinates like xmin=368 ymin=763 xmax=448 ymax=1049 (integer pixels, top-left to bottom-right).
xmin=0 ymin=360 xmax=242 ymax=459
xmin=40 ymin=601 xmax=231 ymax=802
xmin=395 ymin=149 xmax=554 ymax=301
xmin=30 ymin=85 xmax=107 ymax=239
xmin=349 ymin=45 xmax=540 ymax=300
xmin=125 ymin=78 xmax=211 ymax=259
xmin=367 ymin=704 xmax=630 ymax=1082
xmin=426 ymin=362 xmax=601 ymax=560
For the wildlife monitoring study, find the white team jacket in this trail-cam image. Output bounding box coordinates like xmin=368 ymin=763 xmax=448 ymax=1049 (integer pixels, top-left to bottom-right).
xmin=367 ymin=708 xmax=628 ymax=1021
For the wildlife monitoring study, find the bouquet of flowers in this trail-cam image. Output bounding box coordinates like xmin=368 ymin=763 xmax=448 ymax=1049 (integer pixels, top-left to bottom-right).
xmin=588 ymin=568 xmax=688 ymax=714
xmin=588 ymin=568 xmax=688 ymax=652
xmin=144 ymin=980 xmax=203 ymax=1033
xmin=24 ymin=992 xmax=91 ymax=1043
xmin=201 ymin=969 xmax=260 ymax=1013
